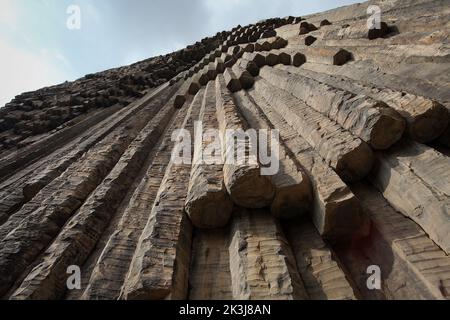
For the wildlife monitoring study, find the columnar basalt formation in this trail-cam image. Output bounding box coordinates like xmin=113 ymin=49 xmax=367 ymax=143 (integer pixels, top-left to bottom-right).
xmin=185 ymin=83 xmax=234 ymax=229
xmin=215 ymin=75 xmax=275 ymax=208
xmin=0 ymin=0 xmax=449 ymax=300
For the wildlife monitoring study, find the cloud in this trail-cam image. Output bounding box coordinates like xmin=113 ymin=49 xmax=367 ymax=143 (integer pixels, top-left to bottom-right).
xmin=0 ymin=0 xmax=20 ymax=30
xmin=0 ymin=37 xmax=68 ymax=107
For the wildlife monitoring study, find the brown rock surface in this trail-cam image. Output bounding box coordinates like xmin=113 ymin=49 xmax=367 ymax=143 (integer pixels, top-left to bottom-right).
xmin=228 ymin=208 xmax=308 ymax=300
xmin=120 ymin=91 xmax=202 ymax=300
xmin=185 ymin=84 xmax=234 ymax=228
xmin=261 ymin=66 xmax=406 ymax=150
xmin=0 ymin=0 xmax=449 ymax=301
xmin=253 ymin=77 xmax=374 ymax=183
xmin=215 ymin=74 xmax=275 ymax=208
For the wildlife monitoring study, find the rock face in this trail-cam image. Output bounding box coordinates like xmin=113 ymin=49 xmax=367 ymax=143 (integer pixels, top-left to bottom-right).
xmin=0 ymin=0 xmax=449 ymax=300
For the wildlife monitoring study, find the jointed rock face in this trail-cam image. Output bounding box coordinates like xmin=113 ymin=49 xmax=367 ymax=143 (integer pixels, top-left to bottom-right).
xmin=0 ymin=0 xmax=449 ymax=300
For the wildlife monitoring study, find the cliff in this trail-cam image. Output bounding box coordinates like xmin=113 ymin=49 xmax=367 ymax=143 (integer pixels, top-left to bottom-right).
xmin=0 ymin=0 xmax=449 ymax=300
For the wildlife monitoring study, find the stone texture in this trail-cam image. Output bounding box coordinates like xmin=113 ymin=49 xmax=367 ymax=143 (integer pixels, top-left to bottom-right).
xmin=242 ymin=52 xmax=266 ymax=68
xmin=283 ymin=217 xmax=357 ymax=300
xmin=350 ymin=182 xmax=450 ymax=300
xmin=80 ymin=96 xmax=194 ymax=300
xmin=244 ymin=88 xmax=369 ymax=240
xmin=223 ymin=68 xmax=242 ymax=93
xmin=0 ymin=93 xmax=173 ymax=296
xmin=321 ymin=21 xmax=390 ymax=40
xmin=233 ymin=91 xmax=313 ymax=220
xmin=237 ymin=58 xmax=260 ymax=77
xmin=120 ymin=91 xmax=202 ymax=300
xmin=231 ymin=64 xmax=255 ymax=90
xmin=288 ymin=46 xmax=351 ymax=66
xmin=369 ymin=140 xmax=450 ymax=255
xmin=228 ymin=208 xmax=308 ymax=300
xmin=188 ymin=228 xmax=233 ymax=300
xmin=10 ymin=94 xmax=177 ymax=300
xmin=287 ymin=62 xmax=449 ymax=143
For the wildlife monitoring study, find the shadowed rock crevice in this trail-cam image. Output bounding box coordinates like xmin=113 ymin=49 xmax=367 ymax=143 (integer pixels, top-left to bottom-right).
xmin=0 ymin=0 xmax=449 ymax=300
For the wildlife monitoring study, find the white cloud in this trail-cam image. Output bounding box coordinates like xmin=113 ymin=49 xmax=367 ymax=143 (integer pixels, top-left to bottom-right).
xmin=0 ymin=37 xmax=69 ymax=107
xmin=0 ymin=0 xmax=20 ymax=30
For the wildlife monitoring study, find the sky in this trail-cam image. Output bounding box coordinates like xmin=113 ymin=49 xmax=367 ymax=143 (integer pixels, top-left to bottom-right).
xmin=0 ymin=0 xmax=361 ymax=107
